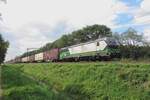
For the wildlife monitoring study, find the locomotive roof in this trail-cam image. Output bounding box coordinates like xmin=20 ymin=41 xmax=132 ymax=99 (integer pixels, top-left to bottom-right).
xmin=61 ymin=37 xmax=118 ymax=50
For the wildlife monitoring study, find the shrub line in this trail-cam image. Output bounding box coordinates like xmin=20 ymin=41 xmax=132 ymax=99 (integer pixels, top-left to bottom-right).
xmin=0 ymin=65 xmax=2 ymax=100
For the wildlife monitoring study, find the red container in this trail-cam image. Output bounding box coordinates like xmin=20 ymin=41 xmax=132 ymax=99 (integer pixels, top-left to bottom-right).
xmin=29 ymin=55 xmax=35 ymax=62
xmin=43 ymin=48 xmax=59 ymax=61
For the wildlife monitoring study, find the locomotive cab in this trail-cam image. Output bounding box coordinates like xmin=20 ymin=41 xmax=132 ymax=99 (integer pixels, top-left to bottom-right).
xmin=105 ymin=37 xmax=120 ymax=58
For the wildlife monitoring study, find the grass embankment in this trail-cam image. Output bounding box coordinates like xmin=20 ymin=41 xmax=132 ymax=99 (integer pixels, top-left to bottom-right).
xmin=2 ymin=65 xmax=58 ymax=100
xmin=2 ymin=62 xmax=150 ymax=100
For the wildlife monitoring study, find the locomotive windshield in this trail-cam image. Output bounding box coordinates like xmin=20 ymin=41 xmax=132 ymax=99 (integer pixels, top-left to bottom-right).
xmin=106 ymin=38 xmax=120 ymax=48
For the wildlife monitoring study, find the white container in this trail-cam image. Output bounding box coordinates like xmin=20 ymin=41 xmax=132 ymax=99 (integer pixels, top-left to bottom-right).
xmin=22 ymin=57 xmax=28 ymax=62
xmin=35 ymin=52 xmax=43 ymax=61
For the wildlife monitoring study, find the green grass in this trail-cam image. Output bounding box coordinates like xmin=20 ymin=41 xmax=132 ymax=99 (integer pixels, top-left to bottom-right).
xmin=1 ymin=65 xmax=68 ymax=100
xmin=2 ymin=61 xmax=150 ymax=100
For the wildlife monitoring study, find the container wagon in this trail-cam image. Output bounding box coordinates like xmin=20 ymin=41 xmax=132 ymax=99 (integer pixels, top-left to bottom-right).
xmin=43 ymin=48 xmax=59 ymax=62
xmin=14 ymin=56 xmax=21 ymax=63
xmin=29 ymin=55 xmax=35 ymax=62
xmin=22 ymin=57 xmax=28 ymax=63
xmin=35 ymin=52 xmax=44 ymax=62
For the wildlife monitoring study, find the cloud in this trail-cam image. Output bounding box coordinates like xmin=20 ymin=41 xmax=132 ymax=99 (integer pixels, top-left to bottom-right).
xmin=129 ymin=0 xmax=150 ymax=42
xmin=119 ymin=0 xmax=143 ymax=7
xmin=113 ymin=0 xmax=150 ymax=37
xmin=1 ymin=0 xmax=129 ymax=29
xmin=4 ymin=21 xmax=73 ymax=60
xmin=143 ymin=26 xmax=150 ymax=42
xmin=133 ymin=0 xmax=150 ymax=25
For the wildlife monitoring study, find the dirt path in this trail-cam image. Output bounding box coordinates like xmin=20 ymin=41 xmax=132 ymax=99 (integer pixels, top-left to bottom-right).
xmin=0 ymin=65 xmax=2 ymax=100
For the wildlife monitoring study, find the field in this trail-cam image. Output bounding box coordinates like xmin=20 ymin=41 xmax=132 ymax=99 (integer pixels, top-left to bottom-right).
xmin=1 ymin=61 xmax=150 ymax=100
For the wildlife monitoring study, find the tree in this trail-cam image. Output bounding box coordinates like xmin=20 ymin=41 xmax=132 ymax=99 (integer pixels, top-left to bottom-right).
xmin=0 ymin=34 xmax=9 ymax=64
xmin=84 ymin=24 xmax=112 ymax=38
xmin=121 ymin=28 xmax=143 ymax=45
xmin=113 ymin=28 xmax=144 ymax=46
xmin=71 ymin=24 xmax=112 ymax=43
xmin=40 ymin=24 xmax=112 ymax=51
xmin=112 ymin=32 xmax=122 ymax=44
xmin=114 ymin=28 xmax=150 ymax=60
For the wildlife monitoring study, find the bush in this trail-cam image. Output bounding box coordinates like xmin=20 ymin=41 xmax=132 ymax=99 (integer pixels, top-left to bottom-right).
xmin=118 ymin=45 xmax=150 ymax=60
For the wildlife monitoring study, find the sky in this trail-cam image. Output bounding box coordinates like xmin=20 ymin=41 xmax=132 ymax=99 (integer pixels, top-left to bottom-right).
xmin=0 ymin=0 xmax=150 ymax=61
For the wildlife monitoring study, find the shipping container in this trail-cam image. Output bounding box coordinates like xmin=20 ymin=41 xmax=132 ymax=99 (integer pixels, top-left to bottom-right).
xmin=43 ymin=48 xmax=59 ymax=62
xmin=22 ymin=57 xmax=28 ymax=62
xmin=14 ymin=56 xmax=22 ymax=63
xmin=29 ymin=55 xmax=35 ymax=62
xmin=35 ymin=52 xmax=44 ymax=61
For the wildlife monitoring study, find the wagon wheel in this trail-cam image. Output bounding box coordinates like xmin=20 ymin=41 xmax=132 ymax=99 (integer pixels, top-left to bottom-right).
xmin=74 ymin=57 xmax=79 ymax=62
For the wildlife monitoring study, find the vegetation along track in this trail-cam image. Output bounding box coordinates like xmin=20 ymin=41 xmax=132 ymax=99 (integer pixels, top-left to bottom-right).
xmin=0 ymin=65 xmax=2 ymax=100
xmin=2 ymin=61 xmax=150 ymax=100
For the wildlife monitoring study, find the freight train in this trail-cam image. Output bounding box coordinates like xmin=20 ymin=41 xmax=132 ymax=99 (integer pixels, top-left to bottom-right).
xmin=10 ymin=37 xmax=120 ymax=63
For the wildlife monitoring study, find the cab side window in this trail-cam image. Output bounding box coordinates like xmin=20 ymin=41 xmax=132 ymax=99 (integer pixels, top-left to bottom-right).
xmin=97 ymin=42 xmax=99 ymax=46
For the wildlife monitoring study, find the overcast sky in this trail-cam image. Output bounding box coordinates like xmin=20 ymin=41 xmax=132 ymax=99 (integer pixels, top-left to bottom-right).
xmin=0 ymin=0 xmax=150 ymax=61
